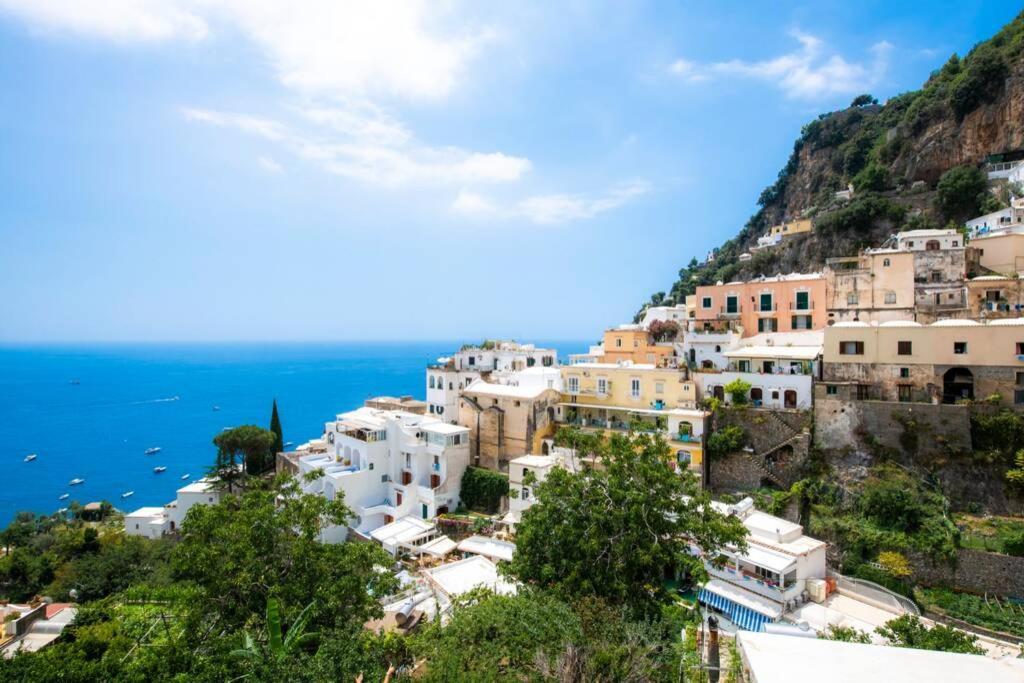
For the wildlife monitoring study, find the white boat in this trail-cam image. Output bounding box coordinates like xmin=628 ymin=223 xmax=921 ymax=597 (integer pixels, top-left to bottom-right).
xmin=69 ymin=478 xmax=84 ymax=486
xmin=24 ymin=453 xmax=37 ymax=462
xmin=144 ymin=447 xmax=161 ymax=455
xmin=180 ymin=473 xmax=190 ymax=480
xmin=153 ymin=466 xmax=167 ymax=474
xmin=58 ymin=493 xmax=69 ymax=500
xmin=284 ymin=441 xmax=293 ymax=447
xmin=57 ymin=507 xmax=68 ymax=514
xmin=212 ymin=405 xmax=220 ymax=411
xmin=121 ymin=491 xmax=134 ymax=499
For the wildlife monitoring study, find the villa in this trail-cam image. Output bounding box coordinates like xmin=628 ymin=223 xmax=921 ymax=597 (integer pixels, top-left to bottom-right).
xmin=124 ymin=478 xmax=222 ymax=539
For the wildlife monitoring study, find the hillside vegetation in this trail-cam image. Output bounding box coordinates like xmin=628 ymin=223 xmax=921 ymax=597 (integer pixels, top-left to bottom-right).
xmin=641 ymin=12 xmax=1024 ymax=314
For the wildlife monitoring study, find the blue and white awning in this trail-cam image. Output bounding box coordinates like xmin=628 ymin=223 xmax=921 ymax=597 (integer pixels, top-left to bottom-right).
xmin=698 ymin=579 xmax=781 ymax=632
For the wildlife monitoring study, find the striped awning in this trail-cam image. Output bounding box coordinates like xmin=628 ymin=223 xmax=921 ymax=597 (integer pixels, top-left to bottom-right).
xmin=698 ymin=587 xmax=775 ymax=632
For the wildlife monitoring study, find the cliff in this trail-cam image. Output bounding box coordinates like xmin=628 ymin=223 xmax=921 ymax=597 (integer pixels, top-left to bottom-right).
xmin=641 ymin=12 xmax=1024 ymax=316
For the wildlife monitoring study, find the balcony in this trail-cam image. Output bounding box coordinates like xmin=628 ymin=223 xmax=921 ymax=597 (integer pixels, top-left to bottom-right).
xmin=706 ymin=564 xmax=801 ymax=603
xmin=755 ymin=302 xmax=778 ymax=314
xmin=788 ymin=300 xmax=813 ymax=311
xmin=719 ymin=305 xmax=742 ymax=317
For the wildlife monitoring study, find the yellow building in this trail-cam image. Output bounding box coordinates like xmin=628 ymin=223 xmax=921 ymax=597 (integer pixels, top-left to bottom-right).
xmin=769 ymin=218 xmax=813 ymax=238
xmin=557 ymin=362 xmax=706 ymax=468
xmin=971 ymin=230 xmax=1024 ymax=276
xmin=600 ymin=326 xmax=678 ymax=366
xmin=824 ymin=251 xmax=916 ymax=324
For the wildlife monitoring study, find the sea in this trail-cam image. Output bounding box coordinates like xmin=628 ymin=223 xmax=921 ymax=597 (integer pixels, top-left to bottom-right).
xmin=0 ymin=341 xmax=588 ymax=526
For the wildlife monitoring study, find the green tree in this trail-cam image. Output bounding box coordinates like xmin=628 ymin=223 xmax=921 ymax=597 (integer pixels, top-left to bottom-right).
xmin=1005 ymin=449 xmax=1024 ymax=490
xmin=508 ymin=431 xmax=747 ymax=614
xmin=707 ymin=425 xmax=746 ymax=459
xmin=171 ymin=473 xmax=395 ymax=631
xmin=852 ymin=162 xmax=889 ymax=192
xmin=821 ymin=624 xmax=872 ymax=643
xmin=269 ymin=399 xmax=285 ymax=457
xmin=936 ymin=165 xmax=988 ymax=222
xmin=850 ymin=93 xmax=878 ymax=107
xmin=724 ymin=378 xmax=752 ymax=405
xmin=459 ymin=466 xmax=508 ymax=513
xmin=232 ymin=597 xmax=319 ymax=664
xmin=876 ymin=614 xmax=984 ymax=654
xmin=212 ymin=425 xmax=277 ymax=487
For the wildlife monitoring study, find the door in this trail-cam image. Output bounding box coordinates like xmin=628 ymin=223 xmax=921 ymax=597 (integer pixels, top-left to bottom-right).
xmin=784 ymin=390 xmax=797 ymax=409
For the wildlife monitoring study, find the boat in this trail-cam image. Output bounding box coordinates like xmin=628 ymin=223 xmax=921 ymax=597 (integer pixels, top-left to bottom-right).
xmin=58 ymin=493 xmax=69 ymax=501
xmin=180 ymin=473 xmax=190 ymax=480
xmin=212 ymin=405 xmax=220 ymax=411
xmin=284 ymin=441 xmax=293 ymax=447
xmin=57 ymin=507 xmax=68 ymax=514
xmin=69 ymin=379 xmax=80 ymax=385
xmin=121 ymin=491 xmax=134 ymax=499
xmin=69 ymin=478 xmax=84 ymax=486
xmin=24 ymin=453 xmax=37 ymax=462
xmin=144 ymin=447 xmax=161 ymax=455
xmin=153 ymin=466 xmax=166 ymax=474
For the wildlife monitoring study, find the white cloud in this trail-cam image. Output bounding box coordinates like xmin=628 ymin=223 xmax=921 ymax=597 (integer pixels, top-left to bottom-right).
xmin=0 ymin=0 xmax=207 ymax=42
xmin=182 ymin=105 xmax=531 ymax=187
xmin=451 ymin=189 xmax=496 ymax=215
xmin=517 ymin=180 xmax=651 ymax=225
xmin=669 ymin=30 xmax=891 ymax=99
xmin=258 ymin=156 xmax=282 ymax=173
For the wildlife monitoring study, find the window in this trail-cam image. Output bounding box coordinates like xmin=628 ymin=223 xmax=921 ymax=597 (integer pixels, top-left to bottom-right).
xmin=898 ymin=385 xmax=912 ymax=402
xmin=791 ymin=315 xmax=812 ymax=329
xmin=1016 ymin=372 xmax=1024 ymax=385
xmin=521 ymin=487 xmax=530 ymax=500
xmin=952 ymin=240 xmax=959 ymax=247
xmin=597 ymin=378 xmax=608 ymax=395
xmin=429 ymin=405 xmax=435 ymax=414
xmin=369 ymin=462 xmax=374 ymax=470
xmin=513 ymin=400 xmax=521 ymax=407
xmin=738 ymin=360 xmax=750 ymax=372
xmin=795 ymin=291 xmax=809 ymax=310
xmin=568 ymin=376 xmax=579 ymax=393
xmin=726 ymin=295 xmax=739 ymax=314
xmin=429 ymin=375 xmax=436 ymax=389
xmin=1016 ymin=390 xmax=1024 ymax=405
xmin=1016 ymin=343 xmax=1024 ymax=355
xmin=702 ymin=296 xmax=712 ymax=308
xmin=655 ymin=381 xmax=665 ymax=394
xmin=468 ymin=356 xmax=475 ymax=366
xmin=954 ymin=342 xmax=967 ymax=354
xmin=615 ymin=337 xmax=622 ymax=348
xmin=630 ymin=378 xmax=641 ymax=398
xmin=884 ymin=291 xmax=897 ymax=304
xmin=900 ymin=367 xmax=910 ymax=378
xmin=897 ymin=341 xmax=912 ymax=355
xmin=847 ymin=291 xmax=859 ymax=305
xmin=839 ymin=341 xmax=864 ymax=355
xmin=758 ymin=318 xmax=778 ymax=332
xmin=437 ymin=406 xmax=444 ymax=415
xmin=826 ymin=385 xmax=838 ymax=395
xmin=883 ymin=258 xmax=891 ymax=267
xmin=759 ymin=292 xmax=773 ymax=311
xmin=930 ymin=271 xmax=942 ymax=283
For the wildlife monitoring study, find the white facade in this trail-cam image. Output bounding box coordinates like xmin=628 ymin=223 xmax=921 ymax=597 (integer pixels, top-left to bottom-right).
xmin=682 ymin=328 xmax=742 ymax=370
xmin=124 ymin=478 xmax=223 ymax=538
xmin=701 ymin=497 xmax=827 ymax=617
xmin=966 ymin=198 xmax=1024 ymax=236
xmin=296 ymin=407 xmax=470 ymax=539
xmin=507 ymin=453 xmax=561 ymax=518
xmin=426 ymin=341 xmax=558 ymax=422
xmin=640 ymin=304 xmax=690 ymax=327
xmin=893 ymin=228 xmax=963 ymax=251
xmin=698 ymin=332 xmax=821 ymax=409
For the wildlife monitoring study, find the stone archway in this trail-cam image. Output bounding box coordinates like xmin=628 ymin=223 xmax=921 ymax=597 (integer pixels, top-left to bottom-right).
xmin=942 ymin=367 xmax=974 ymax=404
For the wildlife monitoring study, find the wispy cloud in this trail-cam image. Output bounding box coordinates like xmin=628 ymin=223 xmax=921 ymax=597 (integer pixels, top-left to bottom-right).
xmin=258 ymin=156 xmax=282 ymax=173
xmin=670 ymin=30 xmax=891 ymax=99
xmin=451 ymin=181 xmax=652 ymax=226
xmin=0 ymin=0 xmax=207 ymax=43
xmin=182 ymin=105 xmax=531 ymax=187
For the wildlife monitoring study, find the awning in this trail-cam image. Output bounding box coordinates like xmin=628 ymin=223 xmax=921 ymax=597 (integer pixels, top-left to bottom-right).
xmin=698 ymin=579 xmax=781 ymax=632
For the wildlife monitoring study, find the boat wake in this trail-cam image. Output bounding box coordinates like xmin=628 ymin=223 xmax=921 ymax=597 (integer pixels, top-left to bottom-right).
xmin=130 ymin=396 xmax=181 ymax=405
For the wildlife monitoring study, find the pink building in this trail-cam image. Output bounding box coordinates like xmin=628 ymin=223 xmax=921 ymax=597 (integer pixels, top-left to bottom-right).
xmin=694 ymin=273 xmax=827 ymax=337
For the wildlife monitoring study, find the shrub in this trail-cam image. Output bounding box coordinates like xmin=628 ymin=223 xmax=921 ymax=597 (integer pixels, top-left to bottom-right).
xmin=724 ymin=378 xmax=752 ymax=405
xmin=1003 ymin=531 xmax=1024 ymax=557
xmin=936 ymin=165 xmax=988 ymax=222
xmin=852 ymin=162 xmax=889 ymax=192
xmin=459 ymin=467 xmax=508 ymax=513
xmin=707 ymin=425 xmax=746 ymax=459
xmin=950 ymin=45 xmax=1008 ymax=120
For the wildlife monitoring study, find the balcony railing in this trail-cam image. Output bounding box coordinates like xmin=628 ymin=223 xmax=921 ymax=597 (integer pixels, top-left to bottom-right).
xmin=729 ymin=364 xmax=813 ymax=375
xmin=789 ymin=300 xmax=813 ymax=310
xmin=755 ymin=302 xmax=778 ymax=313
xmin=719 ymin=306 xmax=742 ymax=316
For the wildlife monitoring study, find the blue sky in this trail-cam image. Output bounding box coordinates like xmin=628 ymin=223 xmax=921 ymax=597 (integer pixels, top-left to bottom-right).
xmin=0 ymin=1 xmax=1019 ymax=342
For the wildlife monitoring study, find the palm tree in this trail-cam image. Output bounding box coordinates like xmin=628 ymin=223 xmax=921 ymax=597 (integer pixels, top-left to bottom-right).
xmin=232 ymin=597 xmax=319 ymax=663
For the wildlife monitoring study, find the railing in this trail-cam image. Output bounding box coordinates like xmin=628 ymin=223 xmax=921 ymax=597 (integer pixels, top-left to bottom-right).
xmin=829 ymin=571 xmax=919 ymax=616
xmin=728 ymin=365 xmax=813 ymax=376
xmin=719 ymin=306 xmax=742 ymax=316
xmin=755 ymin=302 xmax=778 ymax=312
xmin=706 ymin=565 xmax=792 ymax=603
xmin=789 ymin=300 xmax=813 ymax=310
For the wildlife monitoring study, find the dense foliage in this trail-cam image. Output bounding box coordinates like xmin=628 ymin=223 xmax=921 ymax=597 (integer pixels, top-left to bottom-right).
xmin=706 ymin=425 xmax=747 ymax=460
xmin=917 ymin=587 xmax=1024 ymax=638
xmin=508 ymin=428 xmax=747 ymax=615
xmin=459 ymin=466 xmax=509 ymax=513
xmin=212 ymin=424 xmax=278 ymax=483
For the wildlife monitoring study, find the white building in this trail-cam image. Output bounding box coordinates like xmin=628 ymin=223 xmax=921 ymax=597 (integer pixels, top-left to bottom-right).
xmin=507 ymin=453 xmax=562 ymax=521
xmin=426 ymin=341 xmax=558 ymax=421
xmin=124 ymin=478 xmax=223 ymax=539
xmin=697 ymin=497 xmax=827 ymax=632
xmin=682 ymin=327 xmax=742 ymax=370
xmin=294 ymin=407 xmax=470 ymax=540
xmin=893 ymin=228 xmax=964 ymax=251
xmin=640 ymin=304 xmax=691 ymax=327
xmin=736 ymin=631 xmax=1024 ymax=683
xmin=699 ymin=332 xmax=822 ymax=409
xmin=966 ymin=198 xmax=1024 ymax=236
xmin=456 ymin=535 xmax=516 ymax=563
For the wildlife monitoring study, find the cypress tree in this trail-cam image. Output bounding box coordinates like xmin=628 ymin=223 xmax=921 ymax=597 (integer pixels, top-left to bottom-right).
xmin=269 ymin=399 xmax=284 ymax=456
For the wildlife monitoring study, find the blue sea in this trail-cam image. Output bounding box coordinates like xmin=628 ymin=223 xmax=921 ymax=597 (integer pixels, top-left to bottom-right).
xmin=0 ymin=342 xmax=587 ymax=526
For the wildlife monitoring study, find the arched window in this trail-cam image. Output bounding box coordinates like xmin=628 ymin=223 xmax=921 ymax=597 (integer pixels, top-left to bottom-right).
xmin=926 ymin=240 xmax=941 ymax=251
xmin=883 ymin=258 xmax=890 ymax=267
xmin=429 ymin=375 xmax=436 ymax=389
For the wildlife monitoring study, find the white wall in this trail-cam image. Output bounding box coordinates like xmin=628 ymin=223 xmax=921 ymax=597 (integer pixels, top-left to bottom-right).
xmin=701 ymin=372 xmax=813 ymax=409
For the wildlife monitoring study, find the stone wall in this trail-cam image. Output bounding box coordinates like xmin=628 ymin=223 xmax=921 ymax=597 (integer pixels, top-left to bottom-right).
xmin=709 ymin=407 xmax=812 ymax=493
xmin=909 ymin=549 xmax=1024 ymax=599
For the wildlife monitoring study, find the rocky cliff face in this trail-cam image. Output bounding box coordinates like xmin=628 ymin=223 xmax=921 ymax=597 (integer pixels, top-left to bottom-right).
xmin=642 ymin=13 xmax=1024 ymax=312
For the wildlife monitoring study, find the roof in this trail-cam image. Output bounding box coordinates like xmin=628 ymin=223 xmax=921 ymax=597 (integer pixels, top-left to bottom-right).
xmin=510 ymin=454 xmax=561 ymax=468
xmin=703 ymin=578 xmax=782 ymax=618
xmin=878 ymin=320 xmax=921 ymax=327
xmin=897 ymin=228 xmax=961 ymax=238
xmin=723 ymin=345 xmax=820 ymax=360
xmin=422 ymin=421 xmax=469 ymax=435
xmin=463 ymin=380 xmax=549 ymax=399
xmin=736 ymin=631 xmax=1024 ymax=683
xmin=931 ymin=319 xmax=982 ymax=327
xmin=738 ymin=542 xmax=797 ymax=574
xmin=987 ymin=317 xmax=1024 ymax=326
xmin=178 ymin=479 xmax=216 ymax=494
xmin=457 ymin=535 xmax=516 ymax=562
xmin=126 ymin=507 xmax=165 ymax=518
xmin=370 ymin=516 xmax=435 ymax=545
xmin=416 ymin=535 xmax=457 ymax=557
xmin=423 ymin=555 xmax=517 ymax=597
xmin=564 ymin=362 xmax=660 ymax=370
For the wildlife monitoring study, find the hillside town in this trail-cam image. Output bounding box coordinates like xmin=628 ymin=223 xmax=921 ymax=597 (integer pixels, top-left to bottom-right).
xmin=111 ymin=183 xmax=1024 ymax=676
